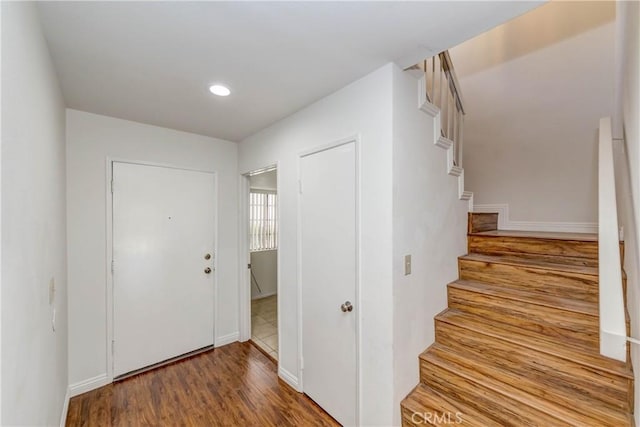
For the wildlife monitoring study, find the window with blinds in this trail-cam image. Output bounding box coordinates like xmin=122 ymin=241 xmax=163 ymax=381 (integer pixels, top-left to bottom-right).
xmin=249 ymin=191 xmax=278 ymax=251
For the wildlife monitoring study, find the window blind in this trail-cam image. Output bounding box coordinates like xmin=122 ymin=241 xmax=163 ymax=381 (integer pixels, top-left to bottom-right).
xmin=249 ymin=190 xmax=278 ymax=251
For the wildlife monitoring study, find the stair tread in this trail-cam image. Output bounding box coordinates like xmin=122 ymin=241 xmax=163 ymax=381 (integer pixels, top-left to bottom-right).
xmin=402 ymin=383 xmax=500 ymax=426
xmin=469 ymin=250 xmax=599 ymax=267
xmin=436 ymin=308 xmax=633 ymax=379
xmin=422 ymin=344 xmax=633 ymax=426
xmin=461 ymin=252 xmax=599 ymax=275
xmin=435 ymin=310 xmax=632 ymax=412
xmin=470 ymin=229 xmax=599 ymax=242
xmin=450 ymin=279 xmax=597 ymax=316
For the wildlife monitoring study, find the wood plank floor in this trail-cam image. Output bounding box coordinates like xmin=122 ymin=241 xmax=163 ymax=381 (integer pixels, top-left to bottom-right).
xmin=66 ymin=342 xmax=339 ymax=427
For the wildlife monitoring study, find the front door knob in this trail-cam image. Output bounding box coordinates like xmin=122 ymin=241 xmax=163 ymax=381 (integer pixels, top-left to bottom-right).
xmin=341 ymin=301 xmax=353 ymax=312
xmin=204 ymin=267 xmax=212 ymax=274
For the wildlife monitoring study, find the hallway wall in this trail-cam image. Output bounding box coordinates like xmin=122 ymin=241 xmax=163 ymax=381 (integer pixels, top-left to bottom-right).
xmin=66 ymin=110 xmax=239 ymax=390
xmin=391 ymin=65 xmax=469 ymax=424
xmin=1 ymin=2 xmax=69 ymax=425
xmin=451 ymin=2 xmax=616 ymax=224
xmin=240 ymin=64 xmax=395 ymax=426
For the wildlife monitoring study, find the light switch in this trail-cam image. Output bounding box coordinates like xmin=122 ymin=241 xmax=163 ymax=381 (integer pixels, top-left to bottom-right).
xmin=404 ymin=255 xmax=412 ymax=275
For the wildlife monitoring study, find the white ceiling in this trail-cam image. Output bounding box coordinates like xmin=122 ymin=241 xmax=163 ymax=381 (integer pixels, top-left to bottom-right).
xmin=37 ymin=1 xmax=540 ymax=142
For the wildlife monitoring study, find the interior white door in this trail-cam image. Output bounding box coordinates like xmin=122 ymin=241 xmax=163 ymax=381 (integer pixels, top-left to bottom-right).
xmin=300 ymin=142 xmax=357 ymax=426
xmin=112 ymin=162 xmax=216 ymax=377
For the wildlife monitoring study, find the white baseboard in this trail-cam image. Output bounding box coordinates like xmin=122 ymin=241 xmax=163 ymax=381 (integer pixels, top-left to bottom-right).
xmin=69 ymin=373 xmax=110 ymax=398
xmin=278 ymin=366 xmax=301 ymax=392
xmin=59 ymin=387 xmax=71 ymax=427
xmin=251 ymin=291 xmax=277 ymax=300
xmin=473 ymin=203 xmax=598 ymax=234
xmin=215 ymin=332 xmax=239 ymax=347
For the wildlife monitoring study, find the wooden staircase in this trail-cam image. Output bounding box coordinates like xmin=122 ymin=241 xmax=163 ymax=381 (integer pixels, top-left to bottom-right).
xmin=401 ymin=212 xmax=634 ymax=426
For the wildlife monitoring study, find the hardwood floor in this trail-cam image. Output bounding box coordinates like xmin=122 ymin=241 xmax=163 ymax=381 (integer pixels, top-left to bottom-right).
xmin=66 ymin=342 xmax=338 ymax=427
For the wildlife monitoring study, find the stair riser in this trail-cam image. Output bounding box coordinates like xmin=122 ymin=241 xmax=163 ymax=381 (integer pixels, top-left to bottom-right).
xmin=401 ymin=386 xmax=501 ymax=427
xmin=419 ymin=358 xmax=570 ymax=426
xmin=400 ymin=409 xmax=421 ymax=427
xmin=435 ymin=320 xmax=632 ymax=412
xmin=467 ymin=212 xmax=498 ymax=233
xmin=401 ymin=409 xmax=437 ymax=427
xmin=401 ymin=403 xmax=480 ymax=427
xmin=468 ymin=236 xmax=625 ymax=263
xmin=459 ymin=259 xmax=598 ymax=303
xmin=468 ymin=235 xmax=599 ymax=260
xmin=448 ymin=286 xmax=598 ymax=349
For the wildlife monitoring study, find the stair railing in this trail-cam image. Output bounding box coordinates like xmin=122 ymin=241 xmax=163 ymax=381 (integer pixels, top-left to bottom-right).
xmin=416 ymin=51 xmax=466 ymax=168
xmin=598 ymin=116 xmax=627 ymax=362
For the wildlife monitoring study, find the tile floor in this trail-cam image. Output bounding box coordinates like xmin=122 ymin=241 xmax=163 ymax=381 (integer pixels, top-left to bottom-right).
xmin=251 ymin=295 xmax=278 ymax=360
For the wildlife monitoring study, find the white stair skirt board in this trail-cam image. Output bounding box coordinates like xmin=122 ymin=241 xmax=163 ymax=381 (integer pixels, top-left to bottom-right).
xmin=417 ymin=75 xmax=473 ymax=211
xmin=473 ymin=203 xmax=599 ymax=234
xmin=59 ymin=388 xmax=71 ymax=427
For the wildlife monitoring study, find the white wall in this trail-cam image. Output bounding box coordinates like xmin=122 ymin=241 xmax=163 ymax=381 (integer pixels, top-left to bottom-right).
xmin=614 ymin=0 xmax=640 ymax=422
xmin=250 ymin=250 xmax=277 ymax=299
xmin=451 ymin=2 xmax=616 ymax=223
xmin=66 ymin=110 xmax=238 ymax=388
xmin=391 ymin=66 xmax=468 ymax=424
xmin=239 ymin=64 xmax=395 ymax=426
xmin=1 ymin=2 xmax=69 ymax=425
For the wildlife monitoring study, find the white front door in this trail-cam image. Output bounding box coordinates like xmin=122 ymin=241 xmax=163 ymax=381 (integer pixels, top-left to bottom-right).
xmin=300 ymin=141 xmax=357 ymax=426
xmin=112 ymin=162 xmax=216 ymax=377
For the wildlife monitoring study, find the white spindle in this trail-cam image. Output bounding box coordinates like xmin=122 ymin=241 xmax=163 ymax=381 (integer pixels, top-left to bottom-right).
xmin=458 ymin=113 xmax=464 ymax=168
xmin=453 ymin=100 xmax=457 ymax=141
xmin=448 ymin=88 xmax=453 ymax=139
xmin=439 ymin=59 xmax=445 ymax=113
xmin=431 ymin=57 xmax=436 ymax=103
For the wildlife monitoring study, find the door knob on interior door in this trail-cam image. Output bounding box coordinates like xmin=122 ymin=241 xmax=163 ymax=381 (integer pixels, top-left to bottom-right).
xmin=341 ymin=301 xmax=353 ymax=312
xmin=204 ymin=267 xmax=212 ymax=274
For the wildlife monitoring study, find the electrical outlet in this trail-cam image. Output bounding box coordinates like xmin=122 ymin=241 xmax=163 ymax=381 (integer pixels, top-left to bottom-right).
xmin=404 ymin=255 xmax=412 ymax=275
xmin=49 ymin=277 xmax=55 ymax=305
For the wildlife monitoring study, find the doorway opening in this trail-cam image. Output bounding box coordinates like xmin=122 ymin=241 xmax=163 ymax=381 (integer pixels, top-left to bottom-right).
xmin=246 ymin=167 xmax=279 ymax=361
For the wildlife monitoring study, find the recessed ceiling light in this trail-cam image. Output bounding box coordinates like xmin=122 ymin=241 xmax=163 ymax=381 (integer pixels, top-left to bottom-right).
xmin=209 ymin=84 xmax=231 ymax=97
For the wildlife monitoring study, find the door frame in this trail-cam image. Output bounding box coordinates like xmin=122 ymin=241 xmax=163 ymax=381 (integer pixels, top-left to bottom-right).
xmin=105 ymin=157 xmax=219 ymax=382
xmin=238 ymin=163 xmax=281 ymax=359
xmin=297 ymin=135 xmax=361 ymax=425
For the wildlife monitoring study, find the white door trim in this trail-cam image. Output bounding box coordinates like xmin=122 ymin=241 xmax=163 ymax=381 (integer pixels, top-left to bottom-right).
xmin=105 ymin=157 xmax=219 ymax=382
xmin=297 ymin=135 xmax=361 ymax=425
xmin=238 ymin=174 xmax=251 ymax=343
